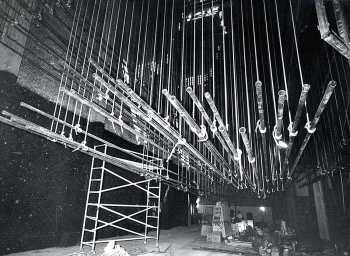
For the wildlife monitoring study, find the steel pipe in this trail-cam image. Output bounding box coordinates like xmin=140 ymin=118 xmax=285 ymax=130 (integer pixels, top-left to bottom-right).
xmin=162 ymin=89 xmax=207 ymax=141
xmin=255 ymin=81 xmax=266 ymax=132
xmin=186 ymin=87 xmax=230 ymax=153
xmin=89 ymin=59 xmax=236 ymax=185
xmin=282 ymin=83 xmax=310 ymax=176
xmin=204 ymin=92 xmax=238 ymax=159
xmin=239 ymin=127 xmax=255 ymax=163
xmin=290 ymin=80 xmax=337 ymax=177
xmin=274 ymin=90 xmax=286 ymax=140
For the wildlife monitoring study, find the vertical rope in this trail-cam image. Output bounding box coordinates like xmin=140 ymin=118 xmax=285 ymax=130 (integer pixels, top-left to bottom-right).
xmin=133 ymin=0 xmax=145 ymax=91
xmin=222 ymin=0 xmax=228 ymax=128
xmin=157 ymin=0 xmax=168 ymax=114
xmin=149 ymin=0 xmax=160 ymax=106
xmin=289 ymin=0 xmax=310 ymax=123
xmin=139 ymin=0 xmax=150 ymax=96
xmin=274 ymin=0 xmax=292 ymax=123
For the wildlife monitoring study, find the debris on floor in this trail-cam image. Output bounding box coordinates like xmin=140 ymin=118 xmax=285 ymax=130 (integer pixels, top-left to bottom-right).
xmin=102 ymin=241 xmax=129 ymax=256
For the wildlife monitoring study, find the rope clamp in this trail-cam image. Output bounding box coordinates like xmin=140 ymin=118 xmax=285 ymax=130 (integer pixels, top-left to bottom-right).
xmin=288 ymin=122 xmax=298 ymax=137
xmin=233 ymin=148 xmax=242 ymax=161
xmin=248 ymin=156 xmax=256 ymax=164
xmin=273 ymin=124 xmax=282 ymax=140
xmin=256 ymin=120 xmax=266 ymax=134
xmin=198 ymin=125 xmax=208 ymax=142
xmin=305 ymin=121 xmax=316 ymax=134
xmin=73 ymin=124 xmax=82 ymax=134
xmin=210 ymin=120 xmax=217 ymax=135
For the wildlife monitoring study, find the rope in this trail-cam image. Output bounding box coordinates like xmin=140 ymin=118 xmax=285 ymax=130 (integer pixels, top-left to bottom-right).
xmin=167 ymin=0 xmax=175 ymax=118
xmin=157 ymin=0 xmax=168 ymax=114
xmin=133 ymin=0 xmax=144 ymax=91
xmin=274 ymin=0 xmax=292 ymax=123
xmin=50 ymin=0 xmax=81 ymax=132
xmin=139 ymin=0 xmax=150 ymax=96
xmin=211 ymin=0 xmax=215 ymax=100
xmin=179 ymin=0 xmax=186 ymax=136
xmin=222 ymin=0 xmax=228 ymax=128
xmin=149 ymin=0 xmax=160 ymax=106
xmin=262 ymin=0 xmax=277 ymax=122
xmin=289 ymin=0 xmax=310 ymax=123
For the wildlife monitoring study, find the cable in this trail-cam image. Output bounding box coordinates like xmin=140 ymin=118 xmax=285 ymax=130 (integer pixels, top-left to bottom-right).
xmin=289 ymin=0 xmax=310 ymax=123
xmin=274 ymin=0 xmax=292 ymax=123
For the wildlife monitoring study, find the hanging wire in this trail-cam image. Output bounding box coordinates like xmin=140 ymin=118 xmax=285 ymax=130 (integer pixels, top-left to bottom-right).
xmin=116 ymin=0 xmax=129 ymax=77
xmin=230 ymin=0 xmax=241 ymax=182
xmin=50 ymin=0 xmax=81 ymax=132
xmin=274 ymin=0 xmax=292 ymax=123
xmin=289 ymin=0 xmax=310 ymax=123
xmin=179 ymin=0 xmax=186 ymax=136
xmin=53 ymin=0 xmax=84 ymax=133
xmin=201 ymin=0 xmax=204 ymax=126
xmin=222 ymin=0 xmax=228 ymax=128
xmin=133 ymin=0 xmax=145 ymax=91
xmin=167 ymin=0 xmax=175 ymax=116
xmin=157 ymin=0 xmax=168 ymax=114
xmin=149 ymin=0 xmax=160 ymax=106
xmin=139 ymin=0 xmax=150 ymax=97
xmin=331 ymin=48 xmax=350 ymax=134
xmin=211 ymin=0 xmax=215 ymax=100
xmin=262 ymin=0 xmax=277 ymax=121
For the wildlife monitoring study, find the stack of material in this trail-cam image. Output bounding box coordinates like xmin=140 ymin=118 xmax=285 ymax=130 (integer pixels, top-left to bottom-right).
xmin=199 ymin=203 xmax=214 ymax=237
xmin=212 ymin=201 xmax=232 ymax=237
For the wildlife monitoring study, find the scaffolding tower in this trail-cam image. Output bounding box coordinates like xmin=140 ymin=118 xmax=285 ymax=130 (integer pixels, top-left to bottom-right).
xmin=80 ymin=144 xmax=162 ymax=251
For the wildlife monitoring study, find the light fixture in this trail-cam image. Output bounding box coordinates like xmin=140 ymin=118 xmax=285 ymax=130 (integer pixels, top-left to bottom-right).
xmin=196 ymin=197 xmax=200 ymax=209
xmin=259 ymin=206 xmax=266 ymax=212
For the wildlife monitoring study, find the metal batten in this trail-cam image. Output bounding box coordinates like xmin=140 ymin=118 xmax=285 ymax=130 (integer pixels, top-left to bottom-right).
xmin=89 ymin=59 xmax=236 ymax=186
xmin=204 ymin=92 xmax=238 ymax=159
xmin=282 ymin=83 xmax=311 ymax=176
xmin=273 ymin=90 xmax=287 ymax=148
xmin=162 ymin=88 xmax=207 ymax=141
xmin=255 ymin=81 xmax=266 ymax=132
xmin=186 ymin=87 xmax=231 ymax=156
xmin=290 ymin=80 xmax=337 ymax=177
xmin=239 ymin=127 xmax=255 ymax=164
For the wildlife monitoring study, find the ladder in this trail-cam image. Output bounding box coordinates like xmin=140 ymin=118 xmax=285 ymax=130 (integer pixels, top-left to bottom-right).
xmin=80 ymin=145 xmax=107 ymax=251
xmin=144 ymin=177 xmax=162 ymax=245
xmin=79 ymin=144 xmax=163 ymax=252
